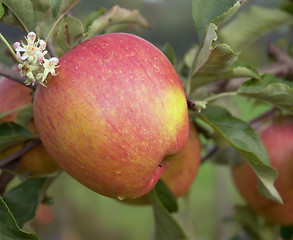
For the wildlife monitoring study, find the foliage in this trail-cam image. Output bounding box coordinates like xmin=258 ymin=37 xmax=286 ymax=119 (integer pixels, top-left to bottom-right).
xmin=1 ymin=0 xmax=293 ymax=239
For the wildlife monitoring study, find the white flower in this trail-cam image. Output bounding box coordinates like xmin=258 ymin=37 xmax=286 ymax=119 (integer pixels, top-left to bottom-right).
xmin=42 ymin=57 xmax=59 ymax=82
xmin=13 ymin=32 xmax=59 ymax=87
xmin=14 ymin=32 xmax=47 ymax=62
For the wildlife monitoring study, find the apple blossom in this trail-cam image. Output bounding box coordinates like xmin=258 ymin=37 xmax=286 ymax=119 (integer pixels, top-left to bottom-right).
xmin=42 ymin=57 xmax=59 ymax=83
xmin=13 ymin=32 xmax=58 ymax=87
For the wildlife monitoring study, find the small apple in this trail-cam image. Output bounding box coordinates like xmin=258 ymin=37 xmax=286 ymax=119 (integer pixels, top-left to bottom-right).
xmin=231 ymin=116 xmax=293 ymax=225
xmin=124 ymin=122 xmax=201 ymax=204
xmin=0 ymin=74 xmax=60 ymax=176
xmin=33 ymin=33 xmax=189 ymax=199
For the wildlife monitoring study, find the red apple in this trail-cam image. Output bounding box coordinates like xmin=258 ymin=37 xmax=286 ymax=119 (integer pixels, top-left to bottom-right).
xmin=232 ymin=116 xmax=293 ymax=225
xmin=124 ymin=122 xmax=201 ymax=204
xmin=0 ymin=74 xmax=60 ymax=176
xmin=0 ymin=70 xmax=32 ymax=123
xmin=33 ymin=33 xmax=189 ymax=199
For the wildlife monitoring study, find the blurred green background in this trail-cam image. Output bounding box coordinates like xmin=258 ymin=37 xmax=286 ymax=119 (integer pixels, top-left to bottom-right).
xmin=0 ymin=0 xmax=287 ymax=239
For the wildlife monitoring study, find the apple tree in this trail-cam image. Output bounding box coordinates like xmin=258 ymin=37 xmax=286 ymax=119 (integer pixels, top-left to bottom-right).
xmin=0 ymin=0 xmax=293 ymax=239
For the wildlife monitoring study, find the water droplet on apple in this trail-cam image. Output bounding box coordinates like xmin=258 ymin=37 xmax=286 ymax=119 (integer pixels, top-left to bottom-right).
xmin=117 ymin=195 xmax=125 ymax=201
xmin=114 ymin=170 xmax=121 ymax=174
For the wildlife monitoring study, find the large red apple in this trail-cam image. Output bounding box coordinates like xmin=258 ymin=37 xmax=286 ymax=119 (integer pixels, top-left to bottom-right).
xmin=232 ymin=116 xmax=293 ymax=225
xmin=0 ymin=74 xmax=60 ymax=176
xmin=124 ymin=122 xmax=201 ymax=204
xmin=33 ymin=33 xmax=189 ymax=199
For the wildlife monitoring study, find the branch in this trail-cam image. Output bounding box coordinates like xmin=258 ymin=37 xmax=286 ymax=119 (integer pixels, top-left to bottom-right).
xmin=0 ymin=62 xmax=36 ymax=90
xmin=268 ymin=42 xmax=293 ymax=65
xmin=0 ymin=139 xmax=41 ymax=168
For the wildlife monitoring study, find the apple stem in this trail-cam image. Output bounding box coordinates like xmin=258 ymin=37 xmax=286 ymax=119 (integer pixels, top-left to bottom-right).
xmin=186 ymin=97 xmax=207 ymax=112
xmin=0 ymin=139 xmax=41 ymax=168
xmin=0 ymin=62 xmax=36 ymax=90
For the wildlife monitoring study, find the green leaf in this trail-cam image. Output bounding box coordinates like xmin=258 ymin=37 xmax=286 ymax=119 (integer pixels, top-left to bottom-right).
xmin=195 ymin=105 xmax=282 ymax=203
xmin=148 ymin=188 xmax=187 ymax=240
xmin=194 ymin=60 xmax=260 ymax=90
xmin=192 ymin=41 xmax=238 ymax=88
xmin=16 ymin=104 xmax=34 ymax=128
xmin=1 ymin=0 xmax=36 ymax=32
xmin=192 ymin=0 xmax=243 ymax=42
xmin=0 ymin=104 xmax=32 ymax=120
xmin=219 ymin=6 xmax=293 ymax=50
xmin=238 ymin=74 xmax=293 ymax=114
xmin=0 ymin=2 xmax=4 ymax=19
xmin=51 ymin=0 xmax=80 ymax=18
xmin=229 ymin=61 xmax=260 ymax=80
xmin=3 ymin=178 xmax=48 ymax=228
xmin=30 ymin=0 xmax=50 ymax=12
xmin=49 ymin=0 xmax=61 ymax=18
xmin=160 ymin=43 xmax=176 ymax=66
xmin=0 ymin=122 xmax=38 ymax=152
xmin=187 ymin=24 xmax=260 ymax=92
xmin=155 ymin=180 xmax=178 ymax=213
xmin=0 ymin=198 xmax=39 ymax=240
xmin=0 ymin=11 xmax=23 ymax=29
xmin=183 ymin=45 xmax=199 ymax=69
xmin=56 ymin=16 xmax=84 ymax=53
xmin=85 ymin=7 xmax=107 ymax=31
xmin=86 ymin=5 xmax=150 ymax=40
xmin=190 ymin=23 xmax=218 ymax=78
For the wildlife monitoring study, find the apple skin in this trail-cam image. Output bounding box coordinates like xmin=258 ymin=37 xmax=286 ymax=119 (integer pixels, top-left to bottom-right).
xmin=33 ymin=33 xmax=189 ymax=199
xmin=231 ymin=116 xmax=293 ymax=225
xmin=0 ymin=74 xmax=60 ymax=176
xmin=124 ymin=122 xmax=201 ymax=204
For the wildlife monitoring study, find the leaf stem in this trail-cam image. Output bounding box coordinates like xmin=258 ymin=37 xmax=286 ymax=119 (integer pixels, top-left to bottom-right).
xmin=0 ymin=33 xmax=20 ymax=63
xmin=45 ymin=10 xmax=73 ymax=42
xmin=45 ymin=20 xmax=60 ymax=43
xmin=203 ymin=91 xmax=237 ymax=103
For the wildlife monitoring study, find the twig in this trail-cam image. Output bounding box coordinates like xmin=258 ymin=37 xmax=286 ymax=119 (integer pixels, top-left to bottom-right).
xmin=0 ymin=62 xmax=36 ymax=90
xmin=201 ymin=145 xmax=218 ymax=163
xmin=224 ymin=42 xmax=293 ymax=92
xmin=0 ymin=139 xmax=41 ymax=168
xmin=249 ymin=108 xmax=278 ymax=131
xmin=267 ymin=41 xmax=293 ymax=74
